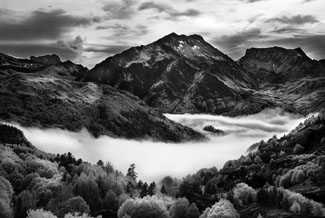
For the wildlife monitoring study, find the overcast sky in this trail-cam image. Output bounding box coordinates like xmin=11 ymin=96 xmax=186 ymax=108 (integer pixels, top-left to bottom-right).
xmin=1 ymin=0 xmax=324 ymax=68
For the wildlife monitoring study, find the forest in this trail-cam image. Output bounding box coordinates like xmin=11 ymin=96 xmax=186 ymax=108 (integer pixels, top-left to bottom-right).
xmin=1 ymin=111 xmax=325 ymax=218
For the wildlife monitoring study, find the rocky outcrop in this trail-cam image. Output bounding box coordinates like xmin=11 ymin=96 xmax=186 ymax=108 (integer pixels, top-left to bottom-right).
xmin=30 ymin=54 xmax=62 ymax=66
xmin=84 ymin=33 xmax=266 ymax=115
xmin=0 ymin=53 xmax=204 ymax=142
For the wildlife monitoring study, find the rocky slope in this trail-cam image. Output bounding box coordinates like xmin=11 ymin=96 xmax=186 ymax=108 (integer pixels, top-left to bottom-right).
xmin=239 ymin=47 xmax=325 ymax=114
xmin=0 ymin=53 xmax=204 ymax=142
xmin=85 ymin=33 xmax=274 ymax=115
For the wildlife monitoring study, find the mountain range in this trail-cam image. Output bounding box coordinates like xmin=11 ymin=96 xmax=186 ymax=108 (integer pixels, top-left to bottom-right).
xmin=1 ymin=32 xmax=325 ymax=140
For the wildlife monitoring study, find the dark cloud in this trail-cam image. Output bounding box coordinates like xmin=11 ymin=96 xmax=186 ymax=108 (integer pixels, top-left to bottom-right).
xmin=102 ymin=0 xmax=137 ymax=19
xmin=138 ymin=2 xmax=171 ymax=12
xmin=138 ymin=1 xmax=200 ymax=18
xmin=0 ymin=36 xmax=84 ymax=61
xmin=266 ymin=15 xmax=318 ymax=25
xmin=84 ymin=45 xmax=130 ymax=55
xmin=270 ymin=27 xmax=305 ymax=34
xmin=0 ymin=9 xmax=99 ymax=41
xmin=213 ymin=28 xmax=263 ymax=59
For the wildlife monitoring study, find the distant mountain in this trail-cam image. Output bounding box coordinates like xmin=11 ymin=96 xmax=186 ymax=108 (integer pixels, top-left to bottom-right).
xmin=239 ymin=47 xmax=325 ymax=114
xmin=84 ymin=33 xmax=271 ymax=115
xmin=0 ymin=53 xmax=204 ymax=142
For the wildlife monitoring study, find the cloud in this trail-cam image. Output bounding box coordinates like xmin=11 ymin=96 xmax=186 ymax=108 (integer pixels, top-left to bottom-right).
xmin=138 ymin=2 xmax=171 ymax=12
xmin=7 ymin=108 xmax=305 ymax=182
xmin=266 ymin=15 xmax=318 ymax=25
xmin=102 ymin=0 xmax=137 ymax=19
xmin=95 ymin=24 xmax=149 ymax=37
xmin=213 ymin=28 xmax=264 ymax=59
xmin=0 ymin=36 xmax=85 ymax=61
xmin=138 ymin=1 xmax=200 ymax=18
xmin=84 ymin=44 xmax=130 ymax=54
xmin=0 ymin=9 xmax=99 ymax=41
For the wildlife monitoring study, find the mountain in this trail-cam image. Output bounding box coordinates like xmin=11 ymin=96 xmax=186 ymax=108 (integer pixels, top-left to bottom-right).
xmin=84 ymin=34 xmax=325 ymax=116
xmin=84 ymin=33 xmax=273 ymax=115
xmin=0 ymin=53 xmax=204 ymax=142
xmin=239 ymin=47 xmax=325 ymax=114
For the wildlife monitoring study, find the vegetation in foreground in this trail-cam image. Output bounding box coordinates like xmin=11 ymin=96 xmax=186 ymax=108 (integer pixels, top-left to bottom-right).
xmin=1 ymin=111 xmax=325 ymax=218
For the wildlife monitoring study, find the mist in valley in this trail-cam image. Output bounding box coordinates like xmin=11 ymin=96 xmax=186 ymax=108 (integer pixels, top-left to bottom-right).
xmin=8 ymin=108 xmax=307 ymax=182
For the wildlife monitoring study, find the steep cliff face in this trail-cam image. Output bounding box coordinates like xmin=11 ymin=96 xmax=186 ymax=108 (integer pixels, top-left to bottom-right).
xmin=0 ymin=53 xmax=204 ymax=142
xmin=85 ymin=33 xmax=264 ymax=115
xmin=239 ymin=47 xmax=325 ymax=114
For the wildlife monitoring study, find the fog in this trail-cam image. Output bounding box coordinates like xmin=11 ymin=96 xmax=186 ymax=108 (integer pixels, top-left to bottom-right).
xmin=8 ymin=108 xmax=306 ymax=182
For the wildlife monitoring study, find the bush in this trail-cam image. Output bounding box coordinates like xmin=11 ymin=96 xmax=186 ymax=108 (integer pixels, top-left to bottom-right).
xmin=117 ymin=196 xmax=170 ymax=218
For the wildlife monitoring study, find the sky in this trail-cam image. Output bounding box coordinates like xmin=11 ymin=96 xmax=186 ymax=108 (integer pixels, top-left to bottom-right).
xmin=0 ymin=0 xmax=324 ymax=68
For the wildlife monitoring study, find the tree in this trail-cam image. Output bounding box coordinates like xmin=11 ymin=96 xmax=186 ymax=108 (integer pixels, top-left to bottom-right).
xmin=185 ymin=203 xmax=200 ymax=218
xmin=73 ymin=173 xmax=99 ymax=212
xmin=293 ymin=144 xmax=304 ymax=154
xmin=102 ymin=190 xmax=119 ymax=216
xmin=59 ymin=196 xmax=90 ymax=217
xmin=205 ymin=199 xmax=239 ymax=218
xmin=0 ymin=176 xmax=13 ymax=218
xmin=140 ymin=182 xmax=148 ymax=197
xmin=170 ymin=198 xmax=190 ymax=218
xmin=290 ymin=201 xmax=301 ymax=213
xmin=0 ymin=199 xmax=13 ymax=218
xmin=256 ymin=189 xmax=269 ymax=206
xmin=254 ymin=155 xmax=263 ymax=164
xmin=233 ymin=183 xmax=256 ymax=206
xmin=161 ymin=185 xmax=167 ymax=195
xmin=96 ymin=160 xmax=104 ymax=167
xmin=117 ymin=197 xmax=169 ymax=218
xmin=148 ymin=182 xmax=157 ymax=196
xmin=126 ymin=164 xmax=137 ymax=181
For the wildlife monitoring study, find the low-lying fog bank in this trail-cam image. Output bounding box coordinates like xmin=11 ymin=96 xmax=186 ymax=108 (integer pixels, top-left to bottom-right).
xmin=7 ymin=108 xmax=306 ymax=182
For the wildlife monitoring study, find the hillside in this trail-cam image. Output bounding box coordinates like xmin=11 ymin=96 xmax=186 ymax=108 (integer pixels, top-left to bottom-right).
xmin=0 ymin=53 xmax=204 ymax=142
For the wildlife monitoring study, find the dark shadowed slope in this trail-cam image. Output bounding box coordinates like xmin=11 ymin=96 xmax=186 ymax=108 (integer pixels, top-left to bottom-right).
xmin=0 ymin=53 xmax=204 ymax=142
